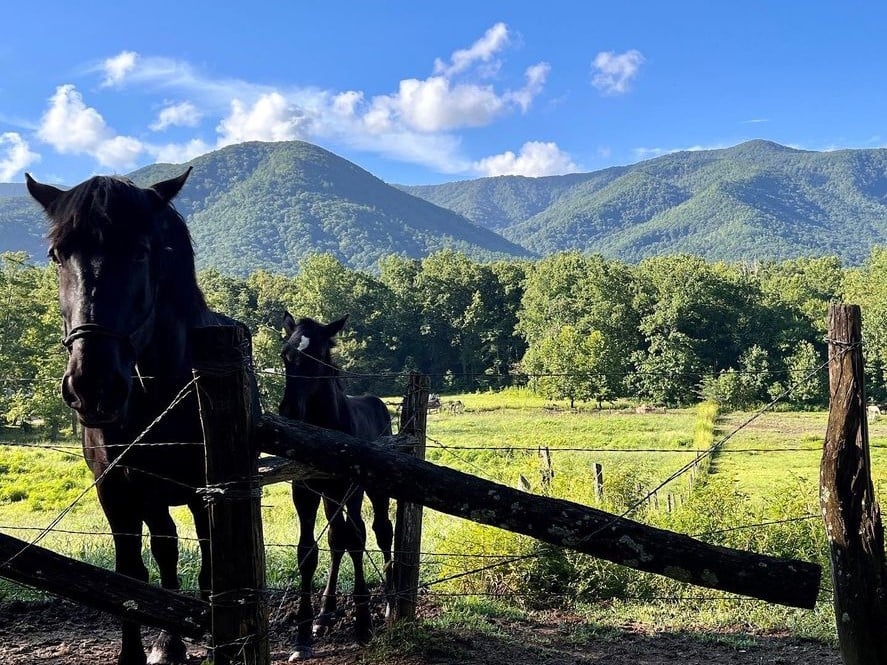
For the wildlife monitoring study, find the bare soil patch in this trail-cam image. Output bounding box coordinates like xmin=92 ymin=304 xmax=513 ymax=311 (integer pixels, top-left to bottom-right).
xmin=0 ymin=599 xmax=840 ymax=665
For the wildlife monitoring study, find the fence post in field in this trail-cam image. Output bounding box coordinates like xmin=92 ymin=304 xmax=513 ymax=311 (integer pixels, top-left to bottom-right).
xmin=822 ymin=304 xmax=887 ymax=665
xmin=390 ymin=372 xmax=429 ymax=623
xmin=539 ymin=446 xmax=554 ymax=491
xmin=593 ymin=462 xmax=604 ymax=502
xmin=193 ymin=325 xmax=269 ymax=665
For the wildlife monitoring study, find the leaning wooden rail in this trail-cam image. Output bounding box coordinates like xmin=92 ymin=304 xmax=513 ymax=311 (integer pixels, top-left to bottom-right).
xmin=254 ymin=413 xmax=821 ymax=609
xmin=0 ymin=532 xmax=209 ymax=636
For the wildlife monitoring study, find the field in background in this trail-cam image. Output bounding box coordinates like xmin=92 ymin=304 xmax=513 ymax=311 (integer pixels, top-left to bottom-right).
xmin=0 ymin=391 xmax=845 ymax=642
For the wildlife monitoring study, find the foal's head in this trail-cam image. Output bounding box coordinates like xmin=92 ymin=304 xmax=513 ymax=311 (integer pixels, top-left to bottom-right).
xmin=279 ymin=313 xmax=348 ymax=421
xmin=26 ymin=169 xmax=198 ymax=426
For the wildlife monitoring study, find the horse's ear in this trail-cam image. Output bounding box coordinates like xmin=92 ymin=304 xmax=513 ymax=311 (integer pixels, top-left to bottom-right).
xmin=150 ymin=167 xmax=192 ymax=204
xmin=25 ymin=173 xmax=63 ymax=211
xmin=282 ymin=311 xmax=297 ymax=337
xmin=326 ymin=315 xmax=349 ymax=337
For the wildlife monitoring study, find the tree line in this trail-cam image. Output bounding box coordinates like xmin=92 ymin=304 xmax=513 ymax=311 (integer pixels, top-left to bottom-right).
xmin=6 ymin=247 xmax=887 ymax=436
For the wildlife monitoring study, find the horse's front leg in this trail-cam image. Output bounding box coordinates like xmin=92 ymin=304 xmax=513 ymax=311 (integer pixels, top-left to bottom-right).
xmin=290 ymin=484 xmax=321 ymax=661
xmin=100 ymin=490 xmax=149 ymax=665
xmin=144 ymin=507 xmax=187 ymax=665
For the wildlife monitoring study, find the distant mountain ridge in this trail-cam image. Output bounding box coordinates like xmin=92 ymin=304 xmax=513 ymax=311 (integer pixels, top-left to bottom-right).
xmin=4 ymin=139 xmax=887 ymax=271
xmin=0 ymin=141 xmax=530 ymax=274
xmin=400 ymin=140 xmax=887 ymax=264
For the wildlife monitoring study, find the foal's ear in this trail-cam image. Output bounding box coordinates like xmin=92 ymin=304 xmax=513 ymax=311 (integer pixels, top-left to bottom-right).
xmin=326 ymin=315 xmax=349 ymax=337
xmin=282 ymin=311 xmax=297 ymax=337
xmin=25 ymin=173 xmax=64 ymax=211
xmin=150 ymin=167 xmax=193 ymax=204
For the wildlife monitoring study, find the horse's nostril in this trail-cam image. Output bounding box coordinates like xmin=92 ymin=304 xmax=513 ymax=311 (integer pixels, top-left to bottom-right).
xmin=61 ymin=375 xmax=82 ymax=410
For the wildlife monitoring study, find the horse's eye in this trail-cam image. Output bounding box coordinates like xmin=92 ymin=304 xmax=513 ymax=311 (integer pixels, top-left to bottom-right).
xmin=47 ymin=249 xmax=61 ymax=265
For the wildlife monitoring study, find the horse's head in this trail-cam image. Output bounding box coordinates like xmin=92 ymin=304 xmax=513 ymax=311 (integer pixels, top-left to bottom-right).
xmin=26 ymin=169 xmax=195 ymax=426
xmin=279 ymin=312 xmax=348 ymax=421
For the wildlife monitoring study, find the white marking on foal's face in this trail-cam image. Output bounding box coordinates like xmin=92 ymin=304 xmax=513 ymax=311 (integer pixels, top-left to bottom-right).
xmin=297 ymin=335 xmax=310 ymax=352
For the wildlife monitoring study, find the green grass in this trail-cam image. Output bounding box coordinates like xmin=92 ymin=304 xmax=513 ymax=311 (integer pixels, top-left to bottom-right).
xmin=0 ymin=398 xmax=849 ymax=643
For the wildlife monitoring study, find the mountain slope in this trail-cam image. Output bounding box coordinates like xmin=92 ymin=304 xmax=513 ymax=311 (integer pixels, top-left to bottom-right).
xmin=0 ymin=141 xmax=530 ymax=274
xmin=401 ymin=140 xmax=887 ymax=263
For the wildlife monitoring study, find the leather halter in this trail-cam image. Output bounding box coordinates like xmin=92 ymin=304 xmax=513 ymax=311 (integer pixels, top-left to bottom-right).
xmin=61 ymin=295 xmax=158 ymax=359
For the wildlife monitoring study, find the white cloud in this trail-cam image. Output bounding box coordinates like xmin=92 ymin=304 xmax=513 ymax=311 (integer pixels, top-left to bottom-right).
xmin=591 ymin=49 xmax=645 ymax=95
xmin=434 ymin=22 xmax=510 ymax=77
xmin=102 ymin=51 xmax=138 ymax=87
xmin=63 ymin=25 xmax=551 ymax=175
xmin=94 ymin=135 xmax=144 ymax=169
xmin=473 ymin=141 xmax=578 ymax=177
xmin=369 ymin=77 xmax=507 ymax=133
xmin=37 ymin=84 xmax=145 ymax=169
xmin=147 ymin=138 xmax=212 ymax=164
xmin=150 ymin=101 xmax=202 ymax=131
xmin=0 ymin=133 xmax=40 ymax=180
xmin=216 ymin=93 xmax=312 ymax=146
xmin=505 ymin=62 xmax=551 ymax=112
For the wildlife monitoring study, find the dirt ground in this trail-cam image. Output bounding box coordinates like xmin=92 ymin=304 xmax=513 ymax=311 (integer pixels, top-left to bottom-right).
xmin=0 ymin=598 xmax=841 ymax=665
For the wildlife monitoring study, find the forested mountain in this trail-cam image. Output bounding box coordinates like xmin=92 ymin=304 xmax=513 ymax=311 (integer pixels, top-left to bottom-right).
xmin=5 ymin=139 xmax=887 ymax=271
xmin=401 ymin=140 xmax=887 ymax=263
xmin=0 ymin=141 xmax=529 ymax=274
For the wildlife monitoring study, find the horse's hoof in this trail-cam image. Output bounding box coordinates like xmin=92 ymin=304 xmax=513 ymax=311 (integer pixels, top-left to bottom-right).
xmin=289 ymin=645 xmax=314 ymax=660
xmin=312 ymin=613 xmax=335 ymax=637
xmin=146 ymin=630 xmax=187 ymax=664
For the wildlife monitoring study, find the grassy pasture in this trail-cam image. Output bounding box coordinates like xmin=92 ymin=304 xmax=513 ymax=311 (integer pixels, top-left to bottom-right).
xmin=0 ymin=393 xmax=849 ymax=642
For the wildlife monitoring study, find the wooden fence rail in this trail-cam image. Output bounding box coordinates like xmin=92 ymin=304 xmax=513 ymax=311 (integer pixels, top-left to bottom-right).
xmin=255 ymin=413 xmax=821 ymax=609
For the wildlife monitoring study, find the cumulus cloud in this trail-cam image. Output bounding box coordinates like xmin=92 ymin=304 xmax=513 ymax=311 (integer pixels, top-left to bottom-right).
xmin=473 ymin=141 xmax=578 ymax=177
xmin=37 ymin=84 xmax=144 ymax=169
xmin=505 ymin=62 xmax=551 ymax=112
xmin=54 ymin=25 xmax=551 ymax=175
xmin=434 ymin=22 xmax=510 ymax=77
xmin=591 ymin=49 xmax=645 ymax=95
xmin=0 ymin=133 xmax=40 ymax=180
xmin=102 ymin=51 xmax=138 ymax=87
xmin=150 ymin=101 xmax=202 ymax=131
xmin=147 ymin=138 xmax=212 ymax=164
xmin=216 ymin=93 xmax=312 ymax=146
xmin=368 ymin=77 xmax=507 ymax=133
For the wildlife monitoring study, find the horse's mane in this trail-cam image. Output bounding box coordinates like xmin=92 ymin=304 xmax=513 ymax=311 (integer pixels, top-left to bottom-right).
xmin=44 ymin=175 xmax=207 ymax=317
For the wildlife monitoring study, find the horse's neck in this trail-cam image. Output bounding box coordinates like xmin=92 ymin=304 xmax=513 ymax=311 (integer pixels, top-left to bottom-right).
xmin=305 ymin=379 xmax=351 ymax=432
xmin=137 ymin=303 xmax=212 ymax=388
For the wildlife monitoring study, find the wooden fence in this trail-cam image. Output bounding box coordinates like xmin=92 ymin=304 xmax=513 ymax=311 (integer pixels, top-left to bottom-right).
xmin=2 ymin=310 xmax=887 ymax=663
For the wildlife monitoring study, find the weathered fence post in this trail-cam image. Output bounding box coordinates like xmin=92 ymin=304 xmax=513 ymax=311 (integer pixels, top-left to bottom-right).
xmin=822 ymin=304 xmax=887 ymax=665
xmin=390 ymin=372 xmax=429 ymax=623
xmin=193 ymin=326 xmax=269 ymax=665
xmin=593 ymin=462 xmax=604 ymax=502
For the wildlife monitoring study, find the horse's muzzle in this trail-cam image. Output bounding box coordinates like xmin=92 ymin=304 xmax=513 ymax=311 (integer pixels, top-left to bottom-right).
xmin=61 ymin=367 xmax=130 ymax=426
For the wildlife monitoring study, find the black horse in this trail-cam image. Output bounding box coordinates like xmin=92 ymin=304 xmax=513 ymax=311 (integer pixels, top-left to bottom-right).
xmin=26 ymin=169 xmax=256 ymax=665
xmin=279 ymin=313 xmax=393 ymax=660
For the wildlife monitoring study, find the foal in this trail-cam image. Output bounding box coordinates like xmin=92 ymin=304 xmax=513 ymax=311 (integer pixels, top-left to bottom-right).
xmin=279 ymin=313 xmax=393 ymax=660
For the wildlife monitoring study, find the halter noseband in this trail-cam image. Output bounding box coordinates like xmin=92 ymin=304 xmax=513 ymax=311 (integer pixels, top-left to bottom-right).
xmin=61 ymin=297 xmax=158 ymax=358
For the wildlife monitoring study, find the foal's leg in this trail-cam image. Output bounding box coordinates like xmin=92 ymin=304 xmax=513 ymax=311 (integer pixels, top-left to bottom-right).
xmin=290 ymin=484 xmax=321 ymax=661
xmin=342 ymin=490 xmax=372 ymax=644
xmin=143 ymin=507 xmax=187 ymax=665
xmin=99 ymin=489 xmax=149 ymax=665
xmin=367 ymin=491 xmax=394 ymax=617
xmin=313 ymin=492 xmax=351 ymax=637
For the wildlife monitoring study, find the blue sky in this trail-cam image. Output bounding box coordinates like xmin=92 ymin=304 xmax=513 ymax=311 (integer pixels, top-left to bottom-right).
xmin=2 ymin=1 xmax=887 ymax=185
